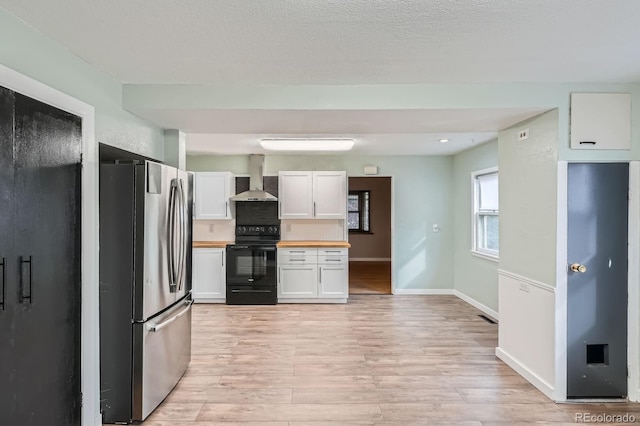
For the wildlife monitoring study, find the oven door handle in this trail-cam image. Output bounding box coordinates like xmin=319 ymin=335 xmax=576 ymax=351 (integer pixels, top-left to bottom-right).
xmin=228 ymin=246 xmax=276 ymax=251
xmin=230 ymin=289 xmax=273 ymax=293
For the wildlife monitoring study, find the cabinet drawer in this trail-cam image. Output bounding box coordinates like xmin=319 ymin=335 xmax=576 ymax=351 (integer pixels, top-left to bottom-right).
xmin=318 ymin=255 xmax=348 ymax=265
xmin=278 ymin=254 xmax=317 ymax=265
xmin=278 ymin=248 xmax=317 ymax=257
xmin=318 ymin=248 xmax=348 ymax=257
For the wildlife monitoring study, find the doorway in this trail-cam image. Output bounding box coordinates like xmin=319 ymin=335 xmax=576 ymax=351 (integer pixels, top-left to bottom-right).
xmin=566 ymin=163 xmax=628 ymax=398
xmin=348 ymin=177 xmax=392 ymax=295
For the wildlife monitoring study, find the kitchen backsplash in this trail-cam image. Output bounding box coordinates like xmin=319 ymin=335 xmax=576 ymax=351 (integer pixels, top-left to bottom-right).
xmin=193 ymin=220 xmax=235 ymax=241
xmin=280 ymin=219 xmax=346 ymax=241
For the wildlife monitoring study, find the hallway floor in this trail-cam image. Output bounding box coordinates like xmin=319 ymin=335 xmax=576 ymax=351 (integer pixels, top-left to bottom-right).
xmin=349 ymin=261 xmax=392 ymax=294
xmin=139 ymin=295 xmax=640 ymax=425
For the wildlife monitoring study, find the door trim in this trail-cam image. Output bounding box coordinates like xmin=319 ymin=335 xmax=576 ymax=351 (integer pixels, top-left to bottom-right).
xmin=555 ymin=161 xmax=640 ymax=402
xmin=0 ymin=64 xmax=99 ymax=424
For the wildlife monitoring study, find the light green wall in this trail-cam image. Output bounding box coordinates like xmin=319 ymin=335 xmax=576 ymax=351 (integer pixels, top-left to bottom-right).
xmin=452 ymin=140 xmax=499 ymax=311
xmin=125 ymin=82 xmax=640 ymax=163
xmin=499 ymin=110 xmax=559 ymax=285
xmin=0 ymin=8 xmax=164 ymax=159
xmin=188 ymin=154 xmax=455 ymax=291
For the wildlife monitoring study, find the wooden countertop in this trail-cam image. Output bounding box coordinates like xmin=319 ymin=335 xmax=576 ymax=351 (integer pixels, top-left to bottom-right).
xmin=277 ymin=241 xmax=351 ymax=248
xmin=192 ymin=241 xmax=232 ymax=248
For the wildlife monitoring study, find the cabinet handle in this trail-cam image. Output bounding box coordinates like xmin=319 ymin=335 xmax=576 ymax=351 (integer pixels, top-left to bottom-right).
xmin=325 ymin=259 xmax=342 ymax=262
xmin=579 ymin=141 xmax=597 ymax=145
xmin=19 ymin=255 xmax=32 ymax=304
xmin=313 ymin=202 xmax=316 ymax=217
xmin=319 ymin=267 xmax=322 ymax=283
xmin=289 ymin=250 xmax=306 ymax=253
xmin=324 ymin=250 xmax=342 ymax=253
xmin=278 ymin=267 xmax=281 ymax=284
xmin=222 ymin=253 xmax=224 ymax=267
xmin=225 ymin=201 xmax=229 ymax=217
xmin=0 ymin=257 xmax=5 ymax=311
xmin=290 ymin=258 xmax=306 ymax=262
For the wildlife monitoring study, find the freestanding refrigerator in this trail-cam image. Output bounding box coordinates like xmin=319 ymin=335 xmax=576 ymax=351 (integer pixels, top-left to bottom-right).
xmin=99 ymin=160 xmax=193 ymax=424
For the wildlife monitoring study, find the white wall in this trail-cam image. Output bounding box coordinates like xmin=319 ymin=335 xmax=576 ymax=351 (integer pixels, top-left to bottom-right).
xmin=188 ymin=154 xmax=455 ymax=292
xmin=452 ymin=140 xmax=499 ymax=315
xmin=0 ymin=8 xmax=164 ymax=159
xmin=496 ymin=110 xmax=559 ymax=398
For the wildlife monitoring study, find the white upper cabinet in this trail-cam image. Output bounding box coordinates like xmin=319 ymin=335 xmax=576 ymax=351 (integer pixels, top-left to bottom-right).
xmin=570 ymin=93 xmax=631 ymax=150
xmin=313 ymin=171 xmax=347 ymax=219
xmin=194 ymin=172 xmax=234 ymax=219
xmin=279 ymin=171 xmax=346 ymax=219
xmin=278 ymin=171 xmax=314 ymax=218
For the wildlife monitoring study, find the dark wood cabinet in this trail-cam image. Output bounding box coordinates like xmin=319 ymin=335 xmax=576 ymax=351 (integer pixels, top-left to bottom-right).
xmin=0 ymin=86 xmax=82 ymax=426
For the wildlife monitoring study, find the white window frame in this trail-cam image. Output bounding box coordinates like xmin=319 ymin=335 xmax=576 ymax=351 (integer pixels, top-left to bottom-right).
xmin=471 ymin=167 xmax=499 ymax=262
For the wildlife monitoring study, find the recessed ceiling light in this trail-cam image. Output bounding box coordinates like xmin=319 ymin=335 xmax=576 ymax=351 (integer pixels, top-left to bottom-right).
xmin=260 ymin=138 xmax=355 ymax=151
xmin=439 ymin=138 xmax=449 ymax=143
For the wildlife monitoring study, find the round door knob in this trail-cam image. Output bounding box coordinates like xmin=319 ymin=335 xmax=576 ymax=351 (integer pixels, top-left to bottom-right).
xmin=570 ymin=263 xmax=587 ymax=273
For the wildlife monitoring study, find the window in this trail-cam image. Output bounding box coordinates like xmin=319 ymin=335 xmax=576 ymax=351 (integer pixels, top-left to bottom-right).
xmin=348 ymin=190 xmax=370 ymax=233
xmin=472 ymin=168 xmax=499 ymax=259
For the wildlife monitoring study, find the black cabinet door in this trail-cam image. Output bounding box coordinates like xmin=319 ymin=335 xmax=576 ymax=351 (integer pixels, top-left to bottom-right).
xmin=11 ymin=93 xmax=82 ymax=426
xmin=0 ymin=86 xmax=15 ymax=421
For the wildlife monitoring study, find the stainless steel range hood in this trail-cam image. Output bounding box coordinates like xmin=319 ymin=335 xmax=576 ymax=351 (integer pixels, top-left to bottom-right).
xmin=229 ymin=154 xmax=277 ymax=201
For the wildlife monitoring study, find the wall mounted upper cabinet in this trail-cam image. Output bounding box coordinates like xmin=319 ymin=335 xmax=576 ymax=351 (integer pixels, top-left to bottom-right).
xmin=194 ymin=172 xmax=234 ymax=219
xmin=278 ymin=171 xmax=346 ymax=219
xmin=570 ymin=93 xmax=631 ymax=150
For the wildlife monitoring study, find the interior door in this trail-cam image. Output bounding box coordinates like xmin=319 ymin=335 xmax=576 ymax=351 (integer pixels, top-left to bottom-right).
xmin=0 ymin=86 xmax=15 ymax=421
xmin=11 ymin=93 xmax=82 ymax=425
xmin=567 ymin=163 xmax=628 ymax=398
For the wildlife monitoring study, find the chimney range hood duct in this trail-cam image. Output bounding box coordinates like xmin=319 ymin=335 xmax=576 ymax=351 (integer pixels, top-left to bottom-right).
xmin=229 ymin=154 xmax=277 ymax=201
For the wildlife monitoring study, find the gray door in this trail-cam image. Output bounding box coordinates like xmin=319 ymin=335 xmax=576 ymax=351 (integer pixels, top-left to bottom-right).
xmin=567 ymin=163 xmax=628 ymax=398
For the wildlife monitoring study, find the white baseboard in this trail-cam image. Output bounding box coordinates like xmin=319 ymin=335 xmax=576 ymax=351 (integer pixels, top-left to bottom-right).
xmin=193 ymin=299 xmax=226 ymax=304
xmin=349 ymin=257 xmax=392 ymax=262
xmin=393 ymin=289 xmax=454 ymax=295
xmin=496 ymin=347 xmax=555 ymax=400
xmin=453 ymin=290 xmax=499 ymax=321
xmin=278 ymin=298 xmax=348 ymax=304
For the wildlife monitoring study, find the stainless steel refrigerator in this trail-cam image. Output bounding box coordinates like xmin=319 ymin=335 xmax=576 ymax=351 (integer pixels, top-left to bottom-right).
xmin=99 ymin=160 xmax=193 ymax=424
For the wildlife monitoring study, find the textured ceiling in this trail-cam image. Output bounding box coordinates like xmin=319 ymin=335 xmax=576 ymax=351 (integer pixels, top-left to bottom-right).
xmin=2 ymin=0 xmax=639 ymax=85
xmin=2 ymin=1 xmax=637 ymax=155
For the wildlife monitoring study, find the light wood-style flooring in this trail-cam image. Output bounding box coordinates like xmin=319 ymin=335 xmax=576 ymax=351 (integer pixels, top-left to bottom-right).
xmin=349 ymin=261 xmax=392 ymax=295
xmin=140 ymin=296 xmax=640 ymax=425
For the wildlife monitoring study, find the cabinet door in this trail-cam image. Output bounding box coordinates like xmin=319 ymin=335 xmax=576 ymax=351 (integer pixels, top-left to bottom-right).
xmin=313 ymin=171 xmax=346 ymax=219
xmin=12 ymin=93 xmax=82 ymax=426
xmin=194 ymin=172 xmax=232 ymax=219
xmin=192 ymin=248 xmax=226 ymax=301
xmin=0 ymin=86 xmax=15 ymax=422
xmin=279 ymin=171 xmax=313 ymax=219
xmin=318 ymin=265 xmax=349 ymax=298
xmin=570 ymin=93 xmax=631 ymax=150
xmin=278 ymin=265 xmax=318 ymax=298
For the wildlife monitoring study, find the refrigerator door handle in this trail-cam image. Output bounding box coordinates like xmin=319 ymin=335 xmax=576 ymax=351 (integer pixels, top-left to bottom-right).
xmin=176 ymin=179 xmax=187 ymax=291
xmin=147 ymin=299 xmax=193 ymax=332
xmin=168 ymin=180 xmax=178 ymax=292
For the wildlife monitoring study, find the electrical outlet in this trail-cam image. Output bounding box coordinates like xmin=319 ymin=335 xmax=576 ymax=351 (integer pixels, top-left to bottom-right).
xmin=208 ymin=224 xmax=215 ymax=233
xmin=519 ymin=282 xmax=530 ymax=293
xmin=432 ymin=224 xmax=440 ymax=233
xmin=518 ymin=128 xmax=529 ymax=141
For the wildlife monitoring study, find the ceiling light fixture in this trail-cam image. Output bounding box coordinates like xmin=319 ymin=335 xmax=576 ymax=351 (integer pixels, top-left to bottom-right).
xmin=439 ymin=138 xmax=449 ymax=143
xmin=260 ymin=138 xmax=355 ymax=151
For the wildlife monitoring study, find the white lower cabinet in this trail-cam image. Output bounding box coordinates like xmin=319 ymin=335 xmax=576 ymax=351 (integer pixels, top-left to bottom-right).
xmin=192 ymin=248 xmax=226 ymax=302
xmin=318 ymin=265 xmax=348 ymax=298
xmin=278 ymin=264 xmax=318 ymax=298
xmin=278 ymin=247 xmax=348 ymax=302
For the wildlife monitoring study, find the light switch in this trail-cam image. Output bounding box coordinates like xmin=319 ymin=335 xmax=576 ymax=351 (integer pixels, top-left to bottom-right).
xmin=432 ymin=224 xmax=439 ymax=233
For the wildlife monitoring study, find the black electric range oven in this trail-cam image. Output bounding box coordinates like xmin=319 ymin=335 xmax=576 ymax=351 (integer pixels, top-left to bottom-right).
xmin=226 ymin=225 xmax=279 ymax=305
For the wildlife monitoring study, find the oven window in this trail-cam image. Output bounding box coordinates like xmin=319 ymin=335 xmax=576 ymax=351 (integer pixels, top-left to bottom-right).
xmin=233 ymin=251 xmax=268 ymax=278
